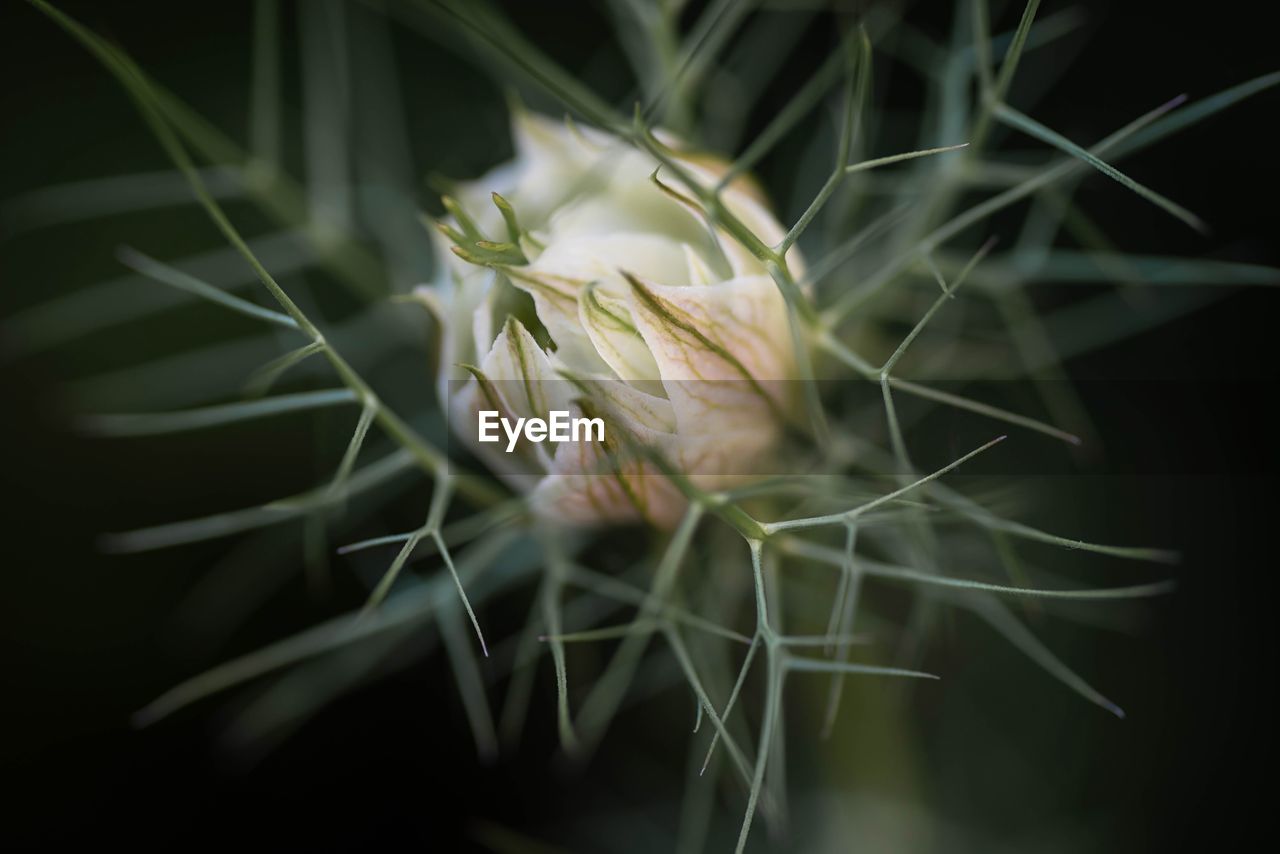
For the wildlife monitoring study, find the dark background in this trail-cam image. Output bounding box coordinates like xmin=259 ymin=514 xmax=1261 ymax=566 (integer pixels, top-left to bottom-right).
xmin=2 ymin=0 xmax=1276 ymax=850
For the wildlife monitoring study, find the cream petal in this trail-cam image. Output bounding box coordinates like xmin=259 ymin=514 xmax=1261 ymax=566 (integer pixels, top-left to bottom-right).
xmin=535 ymin=231 xmax=693 ymax=287
xmin=579 ymin=282 xmax=663 ymax=384
xmin=498 ymin=266 xmax=609 ymax=375
xmin=625 ymin=272 xmax=794 ymax=437
xmin=546 ymin=171 xmax=709 ymax=248
xmin=476 ymin=316 xmax=576 ymax=425
xmin=531 ymin=461 xmax=688 ymax=530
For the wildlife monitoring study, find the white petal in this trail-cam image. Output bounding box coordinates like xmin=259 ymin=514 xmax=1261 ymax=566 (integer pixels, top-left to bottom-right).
xmin=625 ymin=272 xmax=794 ymax=440
xmin=579 ymin=283 xmax=663 ymax=384
xmin=476 ymin=316 xmax=575 ymax=424
xmin=499 ymin=266 xmax=609 ymax=375
xmin=536 ymin=232 xmax=692 ymax=287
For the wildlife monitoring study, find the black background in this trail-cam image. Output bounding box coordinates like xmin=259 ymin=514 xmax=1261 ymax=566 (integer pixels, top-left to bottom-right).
xmin=2 ymin=0 xmax=1276 ymax=850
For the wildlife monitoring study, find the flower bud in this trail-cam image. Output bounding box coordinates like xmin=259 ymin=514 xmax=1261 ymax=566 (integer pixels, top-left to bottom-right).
xmin=417 ymin=111 xmax=801 ymax=527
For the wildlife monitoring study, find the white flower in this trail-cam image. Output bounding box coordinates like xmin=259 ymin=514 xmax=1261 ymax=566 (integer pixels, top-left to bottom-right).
xmin=417 ymin=110 xmax=802 ymax=527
